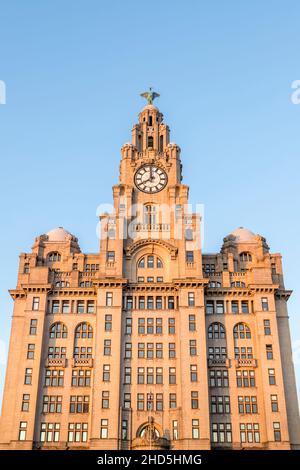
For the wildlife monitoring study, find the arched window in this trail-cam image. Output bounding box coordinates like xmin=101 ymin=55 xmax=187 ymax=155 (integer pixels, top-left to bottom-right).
xmin=75 ymin=322 xmax=93 ymax=339
xmin=231 ymin=281 xmax=245 ymax=288
xmin=48 ymin=252 xmax=61 ymax=262
xmin=137 ymin=255 xmax=163 ymax=269
xmin=147 ymin=136 xmax=154 ymax=148
xmin=144 ymin=205 xmax=156 ymax=225
xmin=208 ymin=281 xmax=221 ymax=288
xmin=239 ymin=252 xmax=252 ymax=262
xmin=233 ymin=323 xmax=251 ymax=339
xmin=49 ymin=322 xmax=67 ymax=339
xmin=208 ymin=322 xmax=226 ymax=339
xmin=55 ymin=281 xmax=70 ymax=288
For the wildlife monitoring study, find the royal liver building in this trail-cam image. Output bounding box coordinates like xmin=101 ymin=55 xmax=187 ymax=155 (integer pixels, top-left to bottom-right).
xmin=1 ymin=92 xmax=300 ymax=450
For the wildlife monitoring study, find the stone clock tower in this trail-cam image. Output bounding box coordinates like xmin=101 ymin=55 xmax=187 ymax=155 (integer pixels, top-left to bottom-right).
xmin=96 ymin=92 xmax=209 ymax=449
xmin=0 ymin=91 xmax=299 ymax=450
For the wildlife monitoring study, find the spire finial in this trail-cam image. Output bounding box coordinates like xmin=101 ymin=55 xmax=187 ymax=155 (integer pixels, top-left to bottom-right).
xmin=140 ymin=87 xmax=160 ymax=105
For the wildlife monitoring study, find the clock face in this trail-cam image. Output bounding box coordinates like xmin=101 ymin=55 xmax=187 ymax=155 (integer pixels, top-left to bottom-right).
xmin=134 ymin=164 xmax=168 ymax=193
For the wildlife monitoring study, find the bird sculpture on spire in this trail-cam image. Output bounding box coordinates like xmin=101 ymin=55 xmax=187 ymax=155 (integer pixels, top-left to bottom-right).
xmin=140 ymin=87 xmax=160 ymax=105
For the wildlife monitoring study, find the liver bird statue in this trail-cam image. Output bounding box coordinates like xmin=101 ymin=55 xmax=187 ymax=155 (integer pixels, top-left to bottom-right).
xmin=140 ymin=87 xmax=160 ymax=105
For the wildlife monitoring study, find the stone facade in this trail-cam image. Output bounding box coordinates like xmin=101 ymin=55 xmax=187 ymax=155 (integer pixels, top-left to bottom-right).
xmin=0 ymin=101 xmax=300 ymax=450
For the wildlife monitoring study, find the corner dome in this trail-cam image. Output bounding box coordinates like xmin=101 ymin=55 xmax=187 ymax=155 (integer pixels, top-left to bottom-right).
xmin=46 ymin=227 xmax=73 ymax=242
xmin=230 ymin=227 xmax=255 ymax=242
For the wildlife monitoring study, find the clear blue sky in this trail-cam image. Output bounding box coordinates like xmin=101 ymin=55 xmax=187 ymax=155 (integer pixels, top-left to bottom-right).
xmin=0 ymin=0 xmax=300 ymax=404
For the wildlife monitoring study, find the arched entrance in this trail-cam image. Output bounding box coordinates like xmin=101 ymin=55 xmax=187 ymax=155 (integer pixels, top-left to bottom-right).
xmin=131 ymin=420 xmax=170 ymax=450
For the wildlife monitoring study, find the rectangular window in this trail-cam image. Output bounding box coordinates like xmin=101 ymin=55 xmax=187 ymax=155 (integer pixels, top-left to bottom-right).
xmin=18 ymin=421 xmax=27 ymax=441
xmin=189 ymin=340 xmax=197 ymax=356
xmin=191 ymin=391 xmax=199 ymax=409
xmin=137 ymin=393 xmax=145 ymax=411
xmin=273 ymin=422 xmax=281 ymax=442
xmin=103 ymin=339 xmax=111 ymax=356
xmin=45 ymin=369 xmax=64 ymax=387
xmin=21 ymin=394 xmax=30 ymax=412
xmin=122 ymin=420 xmax=128 ymax=440
xmin=188 ymin=292 xmax=195 ymax=307
xmin=146 ymin=343 xmax=154 ymax=359
xmin=169 ymin=393 xmax=177 ymax=409
xmin=156 ymin=343 xmax=163 ymax=358
xmin=211 ymin=423 xmax=232 ymax=444
xmin=168 ymin=296 xmax=175 ymax=309
xmin=209 ymin=369 xmax=229 ymax=388
xmin=239 ymin=423 xmax=260 ymax=443
xmin=29 ymin=319 xmax=37 ymax=335
xmin=24 ymin=368 xmax=33 ymax=385
xmin=27 ymin=343 xmax=35 ymax=359
xmin=264 ymin=319 xmax=271 ymax=335
xmin=156 ymin=367 xmax=163 ymax=384
xmin=139 ymin=296 xmax=145 ymax=309
xmin=68 ymin=423 xmax=88 ymax=442
xmin=87 ymin=301 xmax=94 ymax=313
xmin=124 ymin=393 xmax=131 ymax=409
xmin=146 ymin=367 xmax=154 ymax=384
xmin=62 ymin=300 xmax=70 ymax=314
xmin=102 ymin=391 xmax=109 ymax=409
xmin=216 ymin=300 xmax=224 ymax=314
xmin=231 ymin=301 xmax=239 ymax=314
xmin=168 ymin=318 xmax=175 ymax=334
xmin=126 ymin=297 xmax=133 ymax=310
xmin=105 ymin=314 xmax=112 ymax=331
xmin=206 ymin=300 xmax=214 ymax=315
xmin=241 ymin=301 xmax=249 ymax=314
xmin=271 ymin=395 xmax=278 ymax=412
xmin=169 ymin=367 xmax=176 ymax=384
xmin=189 ymin=314 xmax=196 ymax=331
xmin=103 ymin=364 xmax=110 ymax=382
xmin=147 ymin=277 xmax=154 ymax=283
xmin=156 ymin=297 xmax=162 ymax=309
xmin=236 ymin=370 xmax=255 ymax=387
xmin=32 ymin=297 xmax=40 ymax=311
xmin=124 ymin=367 xmax=131 ymax=384
xmin=266 ymin=344 xmax=273 ymax=360
xmin=125 ymin=342 xmax=132 ymax=359
xmin=138 ymin=318 xmax=148 ymax=335
xmin=168 ymin=342 xmax=176 ymax=359
xmin=77 ymin=301 xmax=85 ymax=314
xmin=190 ymin=365 xmax=198 ymax=382
xmin=137 ymin=367 xmax=144 ymax=384
xmin=172 ymin=420 xmax=179 ymax=440
xmin=156 ymin=393 xmax=163 ymax=411
xmin=40 ymin=422 xmax=60 ymax=442
xmin=147 ymin=296 xmax=154 ymax=310
xmin=106 ymin=292 xmax=113 ymax=306
xmin=192 ymin=419 xmax=199 ymax=439
xmin=157 ymin=277 xmax=163 ymax=283
xmin=107 ymin=251 xmax=115 ymax=263
xmin=137 ymin=276 xmax=144 ymax=283
xmin=186 ymin=251 xmax=194 ymax=263
xmin=268 ymin=369 xmax=276 ymax=385
xmin=71 ymin=369 xmax=90 ymax=387
xmin=125 ymin=317 xmax=132 ymax=335
xmin=51 ymin=300 xmax=60 ymax=314
xmin=69 ymin=395 xmax=89 ymax=413
xmin=262 ymin=297 xmax=269 ymax=311
xmin=138 ymin=342 xmax=145 ymax=358
xmin=156 ymin=318 xmax=163 ymax=334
